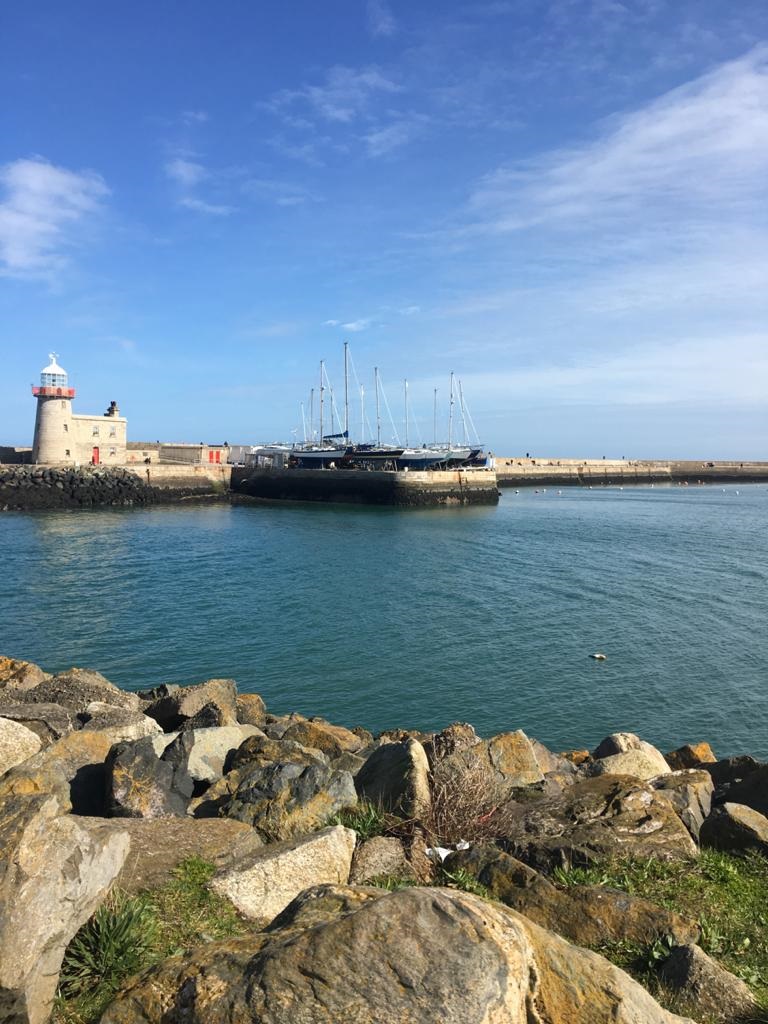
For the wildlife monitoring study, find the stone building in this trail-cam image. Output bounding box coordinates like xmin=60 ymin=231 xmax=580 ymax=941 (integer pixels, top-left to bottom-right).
xmin=31 ymin=354 xmax=127 ymax=466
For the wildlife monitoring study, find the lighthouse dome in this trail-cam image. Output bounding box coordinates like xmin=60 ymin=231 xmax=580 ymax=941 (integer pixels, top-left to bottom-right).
xmin=40 ymin=353 xmax=68 ymax=388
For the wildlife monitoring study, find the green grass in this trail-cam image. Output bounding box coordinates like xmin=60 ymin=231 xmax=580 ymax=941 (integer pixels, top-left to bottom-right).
xmin=54 ymin=857 xmax=257 ymax=1024
xmin=328 ymin=802 xmax=394 ymax=840
xmin=553 ymin=849 xmax=768 ymax=1013
xmin=439 ymin=866 xmax=491 ymax=899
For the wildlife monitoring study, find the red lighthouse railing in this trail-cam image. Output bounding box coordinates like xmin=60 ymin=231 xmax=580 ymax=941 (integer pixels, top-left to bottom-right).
xmin=32 ymin=386 xmax=76 ymax=398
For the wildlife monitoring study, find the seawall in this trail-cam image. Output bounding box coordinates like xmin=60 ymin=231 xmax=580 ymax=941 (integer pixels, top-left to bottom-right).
xmin=0 ymin=464 xmax=231 ymax=511
xmin=495 ymin=458 xmax=768 ymax=487
xmin=231 ymin=466 xmax=500 ymax=506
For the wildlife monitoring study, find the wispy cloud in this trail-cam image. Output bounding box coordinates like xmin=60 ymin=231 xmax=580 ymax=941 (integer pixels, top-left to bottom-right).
xmin=181 ymin=110 xmax=208 ymax=125
xmin=323 ymin=319 xmax=341 ymax=327
xmin=467 ymin=46 xmax=768 ymax=235
xmin=269 ymin=66 xmax=400 ymax=124
xmin=342 ymin=318 xmax=373 ymax=332
xmin=367 ymin=0 xmax=397 ymax=37
xmin=178 ymin=196 xmax=233 ymax=216
xmin=0 ymin=157 xmax=108 ymax=277
xmin=363 ymin=115 xmax=426 ymax=156
xmin=165 ymin=157 xmax=207 ymax=188
xmin=243 ymin=178 xmax=317 ymax=206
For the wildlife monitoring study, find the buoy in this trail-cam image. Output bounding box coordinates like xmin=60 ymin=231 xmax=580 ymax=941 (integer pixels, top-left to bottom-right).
xmin=590 ymin=652 xmax=607 ymax=661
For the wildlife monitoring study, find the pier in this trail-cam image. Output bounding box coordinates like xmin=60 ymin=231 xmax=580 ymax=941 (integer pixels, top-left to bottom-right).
xmin=495 ymin=458 xmax=768 ymax=487
xmin=231 ymin=466 xmax=500 ymax=507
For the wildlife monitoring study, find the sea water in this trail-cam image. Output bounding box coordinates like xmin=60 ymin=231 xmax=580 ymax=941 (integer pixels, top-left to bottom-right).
xmin=1 ymin=485 xmax=766 ymax=757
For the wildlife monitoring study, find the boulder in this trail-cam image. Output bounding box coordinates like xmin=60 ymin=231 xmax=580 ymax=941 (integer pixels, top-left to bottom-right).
xmin=78 ymin=701 xmax=162 ymax=740
xmin=0 ymin=657 xmax=49 ymax=690
xmin=263 ymin=712 xmax=307 ymax=739
xmin=235 ymin=692 xmax=267 ymax=728
xmin=152 ymin=725 xmax=265 ymax=784
xmin=349 ymin=835 xmax=416 ymax=884
xmin=658 ymin=944 xmax=759 ymax=1023
xmin=445 ymin=845 xmax=699 ymax=948
xmin=591 ymin=732 xmax=670 ymax=780
xmin=650 ymin=769 xmax=713 ymax=840
xmin=665 ymin=742 xmax=717 ymax=771
xmin=530 ymin=737 xmax=576 ymax=776
xmin=0 ymin=789 xmax=129 ymax=1024
xmin=355 ymin=739 xmax=431 ymax=818
xmin=221 ymin=747 xmax=357 ymax=840
xmin=2 ymin=727 xmax=156 ymax=816
xmin=106 ymin=736 xmax=193 ymax=818
xmin=718 ymin=763 xmax=768 ymax=817
xmin=281 ymin=719 xmax=364 ymax=759
xmin=423 ymin=722 xmax=480 ymax=766
xmin=700 ymin=802 xmax=768 ymax=855
xmin=448 ymin=730 xmax=545 ymax=791
xmin=101 ymin=884 xmax=696 ymax=1024
xmin=331 ymin=751 xmax=366 ymax=775
xmin=142 ymin=679 xmax=238 ymax=731
xmin=502 ymin=774 xmax=698 ymax=870
xmin=228 ymin=732 xmax=329 ymax=772
xmin=703 ymin=755 xmax=763 ymax=792
xmin=0 ymin=702 xmax=74 ymax=745
xmin=559 ymin=748 xmax=592 ymax=767
xmin=0 ymin=719 xmax=42 ymax=777
xmin=12 ymin=667 xmax=139 ymax=715
xmin=210 ymin=825 xmax=356 ymax=923
xmin=78 ymin=817 xmax=265 ymax=893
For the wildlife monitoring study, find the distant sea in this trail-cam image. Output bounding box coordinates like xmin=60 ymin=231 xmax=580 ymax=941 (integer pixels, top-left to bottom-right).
xmin=1 ymin=485 xmax=766 ymax=758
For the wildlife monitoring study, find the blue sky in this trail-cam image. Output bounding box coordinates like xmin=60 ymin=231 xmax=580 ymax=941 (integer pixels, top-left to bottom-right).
xmin=2 ymin=0 xmax=767 ymax=457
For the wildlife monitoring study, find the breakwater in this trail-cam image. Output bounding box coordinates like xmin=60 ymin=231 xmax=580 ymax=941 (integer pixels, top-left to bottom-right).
xmin=495 ymin=457 xmax=768 ymax=487
xmin=0 ymin=464 xmax=230 ymax=511
xmin=231 ymin=465 xmax=500 ymax=506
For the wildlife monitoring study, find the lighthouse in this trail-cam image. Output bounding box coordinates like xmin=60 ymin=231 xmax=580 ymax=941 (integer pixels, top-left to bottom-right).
xmin=31 ymin=354 xmax=128 ymax=466
xmin=32 ymin=353 xmax=76 ymax=464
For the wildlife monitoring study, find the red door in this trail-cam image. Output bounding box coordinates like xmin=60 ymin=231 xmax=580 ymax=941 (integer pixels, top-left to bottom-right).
xmin=92 ymin=447 xmax=100 ymax=465
xmin=208 ymin=451 xmax=214 ymax=463
xmin=215 ymin=450 xmax=221 ymax=464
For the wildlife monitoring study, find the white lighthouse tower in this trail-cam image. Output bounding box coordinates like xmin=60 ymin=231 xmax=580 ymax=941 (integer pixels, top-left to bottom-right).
xmin=32 ymin=353 xmax=76 ymax=465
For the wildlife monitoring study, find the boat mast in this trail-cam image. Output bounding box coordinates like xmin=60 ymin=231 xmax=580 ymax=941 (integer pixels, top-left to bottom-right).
xmin=300 ymin=402 xmax=307 ymax=444
xmin=433 ymin=388 xmax=438 ymax=445
xmin=458 ymin=379 xmax=468 ymax=444
xmin=319 ymin=361 xmax=324 ymax=445
xmin=309 ymin=388 xmax=314 ymax=443
xmin=343 ymin=341 xmax=349 ymax=441
xmin=404 ymin=379 xmax=409 ymax=447
xmin=448 ymin=371 xmax=455 ymax=447
xmin=375 ymin=367 xmax=381 ymax=446
xmin=360 ymin=384 xmax=365 ymax=443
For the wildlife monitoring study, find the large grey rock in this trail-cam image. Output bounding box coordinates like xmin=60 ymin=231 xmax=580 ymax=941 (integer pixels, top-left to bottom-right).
xmin=502 ymin=774 xmax=698 ymax=870
xmin=590 ymin=733 xmax=670 ymax=781
xmin=0 ymin=657 xmax=49 ymax=690
xmin=444 ymin=730 xmax=545 ymax=791
xmin=0 ymin=719 xmax=41 ymax=777
xmin=210 ymin=825 xmax=356 ymax=922
xmin=221 ymin=745 xmax=357 ymax=841
xmin=355 ymin=738 xmax=431 ymax=818
xmin=350 ymin=835 xmax=416 ymax=884
xmin=0 ymin=702 xmax=74 ymax=745
xmin=281 ymin=719 xmax=365 ymax=759
xmin=11 ymin=667 xmax=139 ymax=715
xmin=235 ymin=692 xmax=267 ymax=728
xmin=151 ymin=725 xmax=264 ymax=784
xmin=658 ymin=943 xmax=759 ymax=1023
xmin=445 ymin=845 xmax=699 ymax=949
xmin=700 ymin=802 xmax=768 ymax=855
xmin=106 ymin=736 xmax=193 ymax=818
xmin=78 ymin=816 xmax=265 ymax=893
xmin=79 ymin=702 xmax=162 ymax=740
xmin=718 ymin=763 xmax=768 ymax=817
xmin=0 ymin=788 xmax=129 ymax=1024
xmin=651 ymin=769 xmax=713 ymax=840
xmin=142 ymin=679 xmax=238 ymax=732
xmin=101 ymin=884 xmax=696 ymax=1024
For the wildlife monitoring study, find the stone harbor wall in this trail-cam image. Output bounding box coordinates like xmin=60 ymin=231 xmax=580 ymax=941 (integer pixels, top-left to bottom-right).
xmin=495 ymin=457 xmax=768 ymax=487
xmin=0 ymin=464 xmax=230 ymax=511
xmin=2 ymin=653 xmax=768 ymax=1024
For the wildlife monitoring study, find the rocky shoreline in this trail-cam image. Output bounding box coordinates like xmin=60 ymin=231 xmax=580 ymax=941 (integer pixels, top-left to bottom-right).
xmin=0 ymin=466 xmax=227 ymax=511
xmin=1 ymin=656 xmax=767 ymax=1023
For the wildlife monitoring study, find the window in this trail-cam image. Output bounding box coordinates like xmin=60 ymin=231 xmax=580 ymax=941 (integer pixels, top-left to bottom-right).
xmin=92 ymin=425 xmax=99 ymax=436
xmin=65 ymin=449 xmax=70 ymax=456
xmin=109 ymin=447 xmax=116 ymax=457
xmin=109 ymin=425 xmax=116 ymax=437
xmin=63 ymin=424 xmax=68 ymax=433
xmin=61 ymin=401 xmax=66 ymax=409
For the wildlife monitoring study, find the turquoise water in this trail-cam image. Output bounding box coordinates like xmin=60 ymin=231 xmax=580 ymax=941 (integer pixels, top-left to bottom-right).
xmin=1 ymin=486 xmax=766 ymax=757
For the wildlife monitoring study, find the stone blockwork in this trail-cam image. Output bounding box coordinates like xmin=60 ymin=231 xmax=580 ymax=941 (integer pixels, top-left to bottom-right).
xmin=0 ymin=465 xmax=229 ymax=511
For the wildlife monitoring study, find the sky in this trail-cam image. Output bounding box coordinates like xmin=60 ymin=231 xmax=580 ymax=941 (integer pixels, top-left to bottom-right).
xmin=1 ymin=0 xmax=767 ymax=458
